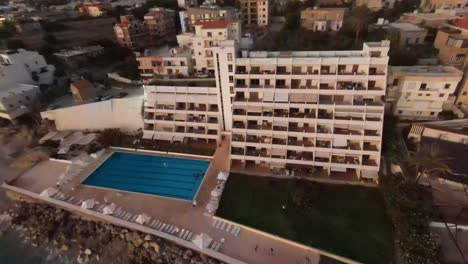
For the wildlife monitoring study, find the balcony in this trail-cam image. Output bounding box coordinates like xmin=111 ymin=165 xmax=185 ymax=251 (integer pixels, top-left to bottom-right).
xmin=332 ymin=156 xmax=360 ymax=165
xmin=208 ymin=117 xmax=218 ymax=123
xmin=207 ymin=130 xmax=217 ymax=135
xmin=233 ymin=122 xmax=246 ymax=129
xmin=334 ymin=128 xmax=362 ymax=136
xmin=155 ymin=115 xmax=174 ymax=121
xmin=299 ymin=85 xmax=318 ymax=90
xmin=364 ymin=130 xmax=379 ymax=136
xmin=233 ymin=109 xmax=246 ymax=115
xmin=363 ymin=144 xmax=379 ymax=151
xmin=232 ymin=134 xmax=245 ymax=142
xmin=365 ymin=116 xmax=381 ymax=122
xmin=335 ymin=116 xmax=363 ymax=121
xmin=362 ymin=159 xmax=378 ymax=166
xmin=354 ymin=100 xmax=384 ymax=107
xmin=272 ymin=138 xmax=287 ymax=145
xmin=273 ymin=125 xmax=287 ymax=131
xmin=187 ymin=127 xmax=206 ymax=134
xmin=246 ymin=136 xmax=263 ymax=143
xmin=318 ymin=112 xmax=333 ymax=119
xmin=209 ymin=105 xmax=219 ymax=112
xmin=316 ymin=141 xmax=331 ymax=148
xmin=315 ymin=157 xmax=329 ymax=163
xmin=232 ymin=148 xmax=244 ymax=155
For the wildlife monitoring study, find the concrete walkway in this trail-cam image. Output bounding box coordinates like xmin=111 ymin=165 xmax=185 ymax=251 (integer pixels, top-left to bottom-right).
xmin=5 ymin=137 xmax=353 ymax=264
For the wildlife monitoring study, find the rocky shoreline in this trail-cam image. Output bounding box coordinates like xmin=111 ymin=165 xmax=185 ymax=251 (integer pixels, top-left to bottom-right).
xmin=2 ymin=202 xmax=224 ymax=264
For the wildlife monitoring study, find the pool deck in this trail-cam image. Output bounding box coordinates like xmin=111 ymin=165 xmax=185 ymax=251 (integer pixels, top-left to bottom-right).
xmin=4 ymin=138 xmax=356 ymax=264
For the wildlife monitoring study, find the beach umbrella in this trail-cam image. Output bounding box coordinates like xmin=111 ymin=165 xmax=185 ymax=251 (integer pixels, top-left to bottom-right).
xmin=40 ymin=187 xmax=58 ymax=198
xmin=103 ymin=203 xmax=117 ymax=215
xmin=217 ymin=171 xmax=228 ymax=181
xmin=206 ymin=200 xmax=219 ymax=213
xmin=81 ymin=199 xmax=96 ymax=209
xmin=135 ymin=213 xmax=150 ymax=225
xmin=192 ymin=233 xmax=213 ymax=249
xmin=211 ymin=188 xmax=222 ymax=198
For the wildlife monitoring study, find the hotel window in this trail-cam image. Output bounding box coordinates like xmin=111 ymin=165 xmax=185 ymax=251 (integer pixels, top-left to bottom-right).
xmin=419 ymin=83 xmax=427 ymax=90
xmin=463 ymin=91 xmax=468 ymax=96
xmin=444 ymin=83 xmax=450 ymax=89
xmin=227 ymin=53 xmax=233 ymax=61
xmin=392 ymin=78 xmax=399 ymax=86
xmin=229 ymin=76 xmax=234 ymax=83
xmin=228 ymin=64 xmax=233 ymax=72
xmin=439 ymin=93 xmax=444 ymax=97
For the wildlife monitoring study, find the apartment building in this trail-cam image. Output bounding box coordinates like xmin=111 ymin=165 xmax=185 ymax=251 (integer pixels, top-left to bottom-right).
xmin=455 ymin=75 xmax=468 ymax=110
xmin=142 ymin=83 xmax=222 ymax=144
xmin=420 ymin=0 xmax=467 ymax=12
xmin=228 ymin=41 xmax=390 ymax=182
xmin=136 ymin=46 xmax=193 ymax=81
xmin=386 ymin=66 xmax=463 ymax=119
xmin=179 ymin=5 xmax=237 ymax=33
xmin=434 ymin=24 xmax=468 ymax=69
xmin=114 ymin=15 xmax=147 ymax=50
xmin=388 ymin=22 xmax=427 ymax=47
xmin=78 ymin=2 xmax=112 ymax=17
xmin=187 ymin=20 xmax=241 ymax=74
xmin=300 ymin=7 xmax=346 ymax=32
xmin=399 ymin=12 xmax=458 ymax=28
xmin=144 ymin=8 xmax=177 ymax=47
xmin=239 ymin=0 xmax=269 ymax=26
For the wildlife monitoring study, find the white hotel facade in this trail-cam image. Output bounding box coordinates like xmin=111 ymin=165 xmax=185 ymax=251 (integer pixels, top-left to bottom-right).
xmin=142 ymin=21 xmax=390 ymax=182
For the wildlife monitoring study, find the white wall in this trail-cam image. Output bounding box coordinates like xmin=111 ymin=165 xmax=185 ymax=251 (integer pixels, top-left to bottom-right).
xmin=41 ymin=96 xmax=143 ymax=132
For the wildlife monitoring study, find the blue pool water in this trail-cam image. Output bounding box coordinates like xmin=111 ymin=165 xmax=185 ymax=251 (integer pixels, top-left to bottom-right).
xmin=82 ymin=152 xmax=210 ymax=201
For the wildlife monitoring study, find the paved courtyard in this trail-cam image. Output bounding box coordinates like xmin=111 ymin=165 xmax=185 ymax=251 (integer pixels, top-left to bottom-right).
xmin=6 ymin=137 xmax=350 ymax=264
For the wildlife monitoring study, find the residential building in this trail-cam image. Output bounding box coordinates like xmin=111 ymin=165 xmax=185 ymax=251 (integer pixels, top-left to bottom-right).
xmin=186 ymin=20 xmax=241 ymax=74
xmin=144 ymin=8 xmax=177 ymax=47
xmin=407 ymin=119 xmax=468 ymax=185
xmin=0 ymin=49 xmax=55 ymax=121
xmin=300 ymin=7 xmax=346 ymax=32
xmin=136 ymin=45 xmax=193 ymax=81
xmin=386 ymin=66 xmax=463 ymax=119
xmin=177 ymin=0 xmax=196 ymax=9
xmin=0 ymin=84 xmax=40 ymax=121
xmin=53 ymin=45 xmax=104 ymax=69
xmin=420 ymin=0 xmax=468 ymax=12
xmin=114 ymin=15 xmax=147 ymax=50
xmin=0 ymin=49 xmax=55 ymax=87
xmin=399 ymin=11 xmax=458 ymax=28
xmin=78 ymin=2 xmax=112 ymax=17
xmin=455 ymin=74 xmax=468 ymax=110
xmin=179 ymin=5 xmax=237 ymax=33
xmin=70 ymin=79 xmax=96 ymax=103
xmin=239 ymin=0 xmax=269 ymax=26
xmin=434 ymin=23 xmax=468 ymax=69
xmin=228 ymin=41 xmax=390 ymax=182
xmin=317 ymin=0 xmax=348 ymax=6
xmin=388 ymin=22 xmax=427 ymax=47
xmin=142 ymin=82 xmax=221 ymax=144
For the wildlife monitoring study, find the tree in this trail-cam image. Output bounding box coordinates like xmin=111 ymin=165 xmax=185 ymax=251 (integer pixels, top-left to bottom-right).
xmin=347 ymin=6 xmax=374 ymax=44
xmin=405 ymin=144 xmax=451 ymax=184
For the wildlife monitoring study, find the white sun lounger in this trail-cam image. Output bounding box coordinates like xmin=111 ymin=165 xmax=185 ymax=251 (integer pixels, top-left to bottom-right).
xmin=160 ymin=223 xmax=166 ymax=230
xmin=234 ymin=227 xmax=241 ymax=236
xmin=155 ymin=222 xmax=162 ymax=229
xmin=213 ymin=242 xmax=222 ymax=251
xmin=226 ymin=224 xmax=232 ymax=233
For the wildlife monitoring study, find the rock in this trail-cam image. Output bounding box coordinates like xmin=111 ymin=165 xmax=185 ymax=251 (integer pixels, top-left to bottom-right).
xmin=61 ymin=244 xmax=69 ymax=251
xmin=144 ymin=234 xmax=153 ymax=241
xmin=183 ymin=250 xmax=192 ymax=260
xmin=149 ymin=242 xmax=160 ymax=253
xmin=84 ymin=248 xmax=92 ymax=255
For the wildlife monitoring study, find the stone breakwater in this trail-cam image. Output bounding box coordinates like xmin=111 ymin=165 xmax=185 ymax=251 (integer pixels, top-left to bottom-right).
xmin=6 ymin=202 xmax=224 ymax=264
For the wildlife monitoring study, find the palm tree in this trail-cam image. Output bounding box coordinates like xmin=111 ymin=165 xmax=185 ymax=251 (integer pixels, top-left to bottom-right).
xmin=405 ymin=143 xmax=451 ymax=184
xmin=348 ymin=6 xmax=374 ymax=44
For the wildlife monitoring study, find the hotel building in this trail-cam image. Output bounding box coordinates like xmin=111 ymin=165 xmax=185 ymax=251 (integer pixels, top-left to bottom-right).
xmin=144 ymin=8 xmax=177 ymax=47
xmin=228 ymin=41 xmax=390 ymax=182
xmin=142 ymin=39 xmax=391 ymax=182
xmin=179 ymin=5 xmax=237 ymax=33
xmin=386 ymin=66 xmax=463 ymax=119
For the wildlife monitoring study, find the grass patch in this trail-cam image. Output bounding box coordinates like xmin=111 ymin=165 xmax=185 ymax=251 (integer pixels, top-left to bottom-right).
xmin=217 ymin=174 xmax=393 ymax=263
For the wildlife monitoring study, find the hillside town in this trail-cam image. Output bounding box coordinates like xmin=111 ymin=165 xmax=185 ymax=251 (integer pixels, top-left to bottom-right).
xmin=0 ymin=0 xmax=467 ymax=263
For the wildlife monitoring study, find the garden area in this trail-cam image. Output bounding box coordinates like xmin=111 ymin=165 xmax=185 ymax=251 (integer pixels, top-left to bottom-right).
xmin=217 ymin=174 xmax=393 ymax=263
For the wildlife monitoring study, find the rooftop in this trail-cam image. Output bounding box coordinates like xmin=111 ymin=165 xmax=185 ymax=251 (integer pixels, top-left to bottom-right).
xmin=404 ymin=12 xmax=457 ymax=21
xmin=148 ymin=80 xmax=216 ymax=87
xmin=137 ymin=46 xmax=191 ymax=58
xmin=389 ymin=22 xmax=425 ymax=31
xmin=0 ymin=83 xmax=37 ymax=97
xmin=390 ymin=65 xmax=463 ymax=77
xmin=194 ymin=20 xmax=238 ymax=29
xmin=54 ymin=46 xmax=103 ymax=58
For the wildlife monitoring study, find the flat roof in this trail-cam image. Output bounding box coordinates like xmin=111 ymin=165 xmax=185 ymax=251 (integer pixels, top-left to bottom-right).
xmin=390 ymin=65 xmax=463 ymax=77
xmin=405 ymin=12 xmax=457 ymax=21
xmin=389 ymin=22 xmax=425 ymax=31
xmin=54 ymin=46 xmax=103 ymax=58
xmin=139 ymin=46 xmax=191 ymax=58
xmin=148 ymin=79 xmax=216 ymax=87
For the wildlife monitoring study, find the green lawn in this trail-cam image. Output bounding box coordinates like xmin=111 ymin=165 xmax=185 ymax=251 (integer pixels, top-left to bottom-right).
xmin=217 ymin=174 xmax=393 ymax=264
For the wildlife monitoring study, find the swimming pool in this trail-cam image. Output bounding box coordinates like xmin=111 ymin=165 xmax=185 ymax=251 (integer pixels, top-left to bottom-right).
xmin=82 ymin=152 xmax=210 ymax=201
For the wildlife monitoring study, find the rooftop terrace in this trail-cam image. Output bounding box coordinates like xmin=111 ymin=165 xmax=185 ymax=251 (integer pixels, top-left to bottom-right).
xmin=391 ymin=65 xmax=463 ymax=77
